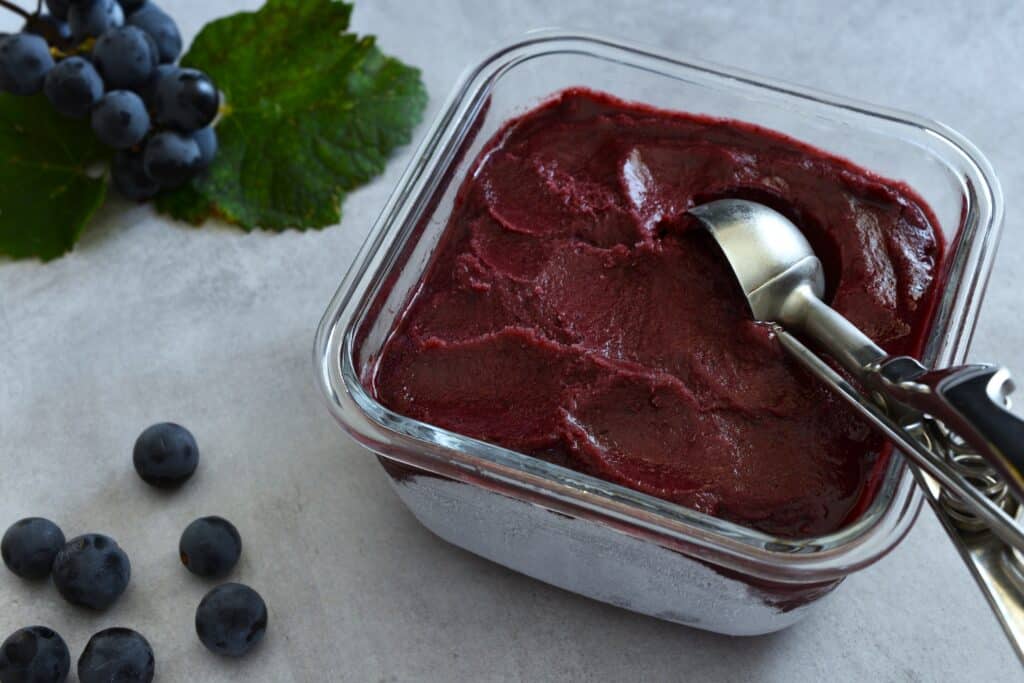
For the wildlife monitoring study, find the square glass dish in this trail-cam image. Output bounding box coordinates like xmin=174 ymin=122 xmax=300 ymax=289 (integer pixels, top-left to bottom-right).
xmin=315 ymin=33 xmax=1003 ymax=635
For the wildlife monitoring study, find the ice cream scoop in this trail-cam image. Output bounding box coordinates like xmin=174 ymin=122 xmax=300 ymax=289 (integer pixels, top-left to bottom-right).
xmin=689 ymin=198 xmax=1024 ymax=548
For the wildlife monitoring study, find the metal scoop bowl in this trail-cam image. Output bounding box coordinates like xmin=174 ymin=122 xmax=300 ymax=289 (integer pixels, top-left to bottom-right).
xmin=689 ymin=198 xmax=1024 ymax=549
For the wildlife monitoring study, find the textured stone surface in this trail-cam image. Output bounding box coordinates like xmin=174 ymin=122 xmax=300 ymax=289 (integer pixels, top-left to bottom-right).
xmin=1 ymin=0 xmax=1022 ymax=680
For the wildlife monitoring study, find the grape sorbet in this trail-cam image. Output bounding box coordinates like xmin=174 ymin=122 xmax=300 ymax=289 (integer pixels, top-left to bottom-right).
xmin=369 ymin=89 xmax=943 ymax=538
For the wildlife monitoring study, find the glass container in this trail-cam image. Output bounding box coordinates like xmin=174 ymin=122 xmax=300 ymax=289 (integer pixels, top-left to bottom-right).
xmin=315 ymin=33 xmax=1003 ymax=635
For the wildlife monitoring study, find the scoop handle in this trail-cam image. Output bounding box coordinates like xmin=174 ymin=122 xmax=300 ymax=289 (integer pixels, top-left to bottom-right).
xmin=787 ymin=287 xmax=888 ymax=370
xmin=790 ymin=292 xmax=1024 ymax=505
xmin=776 ymin=330 xmax=1024 ymax=552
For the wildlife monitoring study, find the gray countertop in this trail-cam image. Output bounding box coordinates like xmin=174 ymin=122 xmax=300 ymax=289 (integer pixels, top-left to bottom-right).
xmin=2 ymin=0 xmax=1022 ymax=680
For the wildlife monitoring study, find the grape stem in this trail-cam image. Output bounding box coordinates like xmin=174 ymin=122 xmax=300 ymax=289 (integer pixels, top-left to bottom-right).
xmin=0 ymin=0 xmax=30 ymax=20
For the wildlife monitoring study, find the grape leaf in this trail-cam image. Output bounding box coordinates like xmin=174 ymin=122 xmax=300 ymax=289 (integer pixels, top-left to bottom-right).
xmin=0 ymin=93 xmax=109 ymax=261
xmin=156 ymin=0 xmax=428 ymax=230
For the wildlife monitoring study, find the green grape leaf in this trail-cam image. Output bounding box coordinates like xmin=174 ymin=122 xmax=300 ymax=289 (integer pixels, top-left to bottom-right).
xmin=156 ymin=0 xmax=428 ymax=230
xmin=0 ymin=93 xmax=109 ymax=261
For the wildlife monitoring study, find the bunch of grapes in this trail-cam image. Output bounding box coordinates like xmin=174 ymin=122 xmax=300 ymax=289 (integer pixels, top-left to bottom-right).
xmin=0 ymin=0 xmax=220 ymax=200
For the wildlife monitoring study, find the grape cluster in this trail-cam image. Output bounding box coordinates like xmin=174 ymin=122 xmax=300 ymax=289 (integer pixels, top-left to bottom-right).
xmin=0 ymin=0 xmax=219 ymax=201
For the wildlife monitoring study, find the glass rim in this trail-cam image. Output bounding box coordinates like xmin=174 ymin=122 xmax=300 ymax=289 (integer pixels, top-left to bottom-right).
xmin=315 ymin=32 xmax=1004 ymax=583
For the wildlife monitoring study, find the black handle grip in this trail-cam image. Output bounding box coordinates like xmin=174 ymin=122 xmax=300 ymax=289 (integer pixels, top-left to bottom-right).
xmin=876 ymin=360 xmax=1024 ymax=501
xmin=939 ymin=366 xmax=1024 ymax=495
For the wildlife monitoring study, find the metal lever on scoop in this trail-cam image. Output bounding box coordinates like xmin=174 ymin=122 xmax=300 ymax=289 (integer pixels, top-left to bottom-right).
xmin=773 ymin=277 xmax=1024 ymax=501
xmin=688 ymin=198 xmax=1024 ymax=550
xmin=775 ymin=329 xmax=1024 ymax=551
